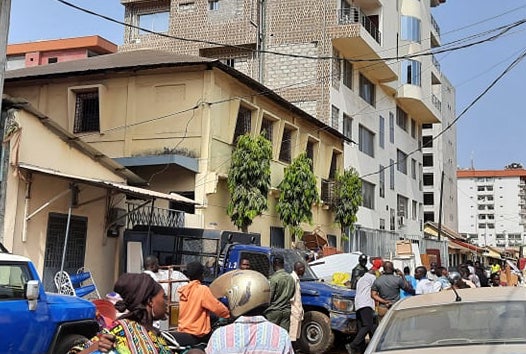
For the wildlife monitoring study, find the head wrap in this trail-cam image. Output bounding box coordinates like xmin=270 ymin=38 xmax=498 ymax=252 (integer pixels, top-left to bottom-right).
xmin=113 ymin=273 xmax=162 ymax=326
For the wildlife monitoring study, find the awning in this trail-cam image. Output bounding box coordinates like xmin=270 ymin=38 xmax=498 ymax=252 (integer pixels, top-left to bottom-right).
xmin=482 ymin=249 xmax=502 ymax=260
xmin=450 ymin=239 xmax=482 ymax=253
xmin=18 ymin=163 xmax=198 ymax=205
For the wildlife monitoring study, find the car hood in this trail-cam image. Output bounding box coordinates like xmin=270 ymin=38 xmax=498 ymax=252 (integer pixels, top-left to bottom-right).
xmin=46 ymin=292 xmax=96 ymax=321
xmin=300 ymin=280 xmax=355 ymax=298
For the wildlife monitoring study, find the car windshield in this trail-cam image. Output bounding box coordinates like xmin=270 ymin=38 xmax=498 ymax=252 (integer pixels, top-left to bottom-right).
xmin=272 ymin=249 xmax=318 ymax=281
xmin=375 ymin=300 xmax=526 ymax=351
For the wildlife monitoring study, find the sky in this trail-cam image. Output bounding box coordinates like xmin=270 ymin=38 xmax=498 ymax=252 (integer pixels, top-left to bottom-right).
xmin=7 ymin=0 xmax=526 ymax=171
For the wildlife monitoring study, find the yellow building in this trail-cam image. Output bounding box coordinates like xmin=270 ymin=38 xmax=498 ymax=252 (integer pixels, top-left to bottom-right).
xmin=4 ymin=49 xmax=348 ymax=256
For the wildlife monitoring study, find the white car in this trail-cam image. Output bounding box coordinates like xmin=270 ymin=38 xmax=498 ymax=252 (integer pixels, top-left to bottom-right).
xmin=365 ymin=286 xmax=526 ymax=353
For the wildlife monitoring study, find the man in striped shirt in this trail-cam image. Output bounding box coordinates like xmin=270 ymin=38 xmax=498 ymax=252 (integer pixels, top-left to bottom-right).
xmin=205 ymin=270 xmax=294 ymax=354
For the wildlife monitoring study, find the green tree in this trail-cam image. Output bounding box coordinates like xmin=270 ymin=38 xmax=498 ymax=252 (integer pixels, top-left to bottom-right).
xmin=276 ymin=153 xmax=319 ymax=240
xmin=227 ymin=133 xmax=272 ymax=232
xmin=333 ymin=168 xmax=362 ymax=237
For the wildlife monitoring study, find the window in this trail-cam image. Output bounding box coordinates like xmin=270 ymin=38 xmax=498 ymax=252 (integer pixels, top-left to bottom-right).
xmin=74 ymin=90 xmax=100 ymax=133
xmin=424 ymin=211 xmax=434 ymax=222
xmin=422 ymin=135 xmax=433 ymax=148
xmin=306 ymin=140 xmax=318 ymax=172
xmin=401 ymin=16 xmax=421 ymax=42
xmin=397 ymin=194 xmax=408 ymax=217
xmin=279 ymin=126 xmax=294 ymax=163
xmin=411 ymin=158 xmax=417 ymax=179
xmin=343 ymin=60 xmax=353 ymax=89
xmin=424 ymin=192 xmax=434 ymax=205
xmin=139 ymin=11 xmax=170 ymax=34
xmin=362 ymin=180 xmax=375 ymax=209
xmin=359 ymin=125 xmax=374 ymax=157
xmin=401 ymin=59 xmax=422 ymax=86
xmin=411 ymin=119 xmax=416 ymax=138
xmin=396 ymin=106 xmax=408 ymax=131
xmin=412 ymin=200 xmax=418 ymax=220
xmin=379 ymin=165 xmax=385 ymax=198
xmin=423 ymin=154 xmax=433 ymax=167
xmin=47 ymin=57 xmax=58 ymax=64
xmin=359 ymin=74 xmax=375 ymax=106
xmin=209 ymin=0 xmax=219 ymax=10
xmin=423 ymin=173 xmax=434 ymax=186
xmin=397 ymin=149 xmax=408 ymax=175
xmin=329 ymin=151 xmax=340 ymax=179
xmin=379 ymin=218 xmax=385 ymax=230
xmin=0 ymin=264 xmax=31 ymax=300
xmin=343 ymin=114 xmax=352 ymax=140
xmin=331 ymin=105 xmax=339 ymax=130
xmin=389 ymin=159 xmax=395 ymax=190
xmin=389 ymin=112 xmax=394 ymax=143
xmin=379 ymin=116 xmax=385 ymax=149
xmin=233 ymin=106 xmax=252 ymax=143
xmin=260 ymin=117 xmax=274 ymax=143
xmin=422 ymin=123 xmax=432 ymax=129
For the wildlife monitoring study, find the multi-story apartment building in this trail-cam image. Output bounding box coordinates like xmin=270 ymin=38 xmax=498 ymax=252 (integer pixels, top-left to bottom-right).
xmin=458 ymin=168 xmax=526 ymax=247
xmin=6 ymin=35 xmax=117 ymax=70
xmin=119 ymin=0 xmax=456 ymax=244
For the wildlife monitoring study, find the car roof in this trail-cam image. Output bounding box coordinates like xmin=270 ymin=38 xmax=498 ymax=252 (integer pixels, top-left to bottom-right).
xmin=394 ymin=287 xmax=526 ymax=310
xmin=0 ymin=253 xmax=31 ymax=262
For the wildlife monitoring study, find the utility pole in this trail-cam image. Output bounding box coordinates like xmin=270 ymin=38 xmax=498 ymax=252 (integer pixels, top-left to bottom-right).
xmin=0 ymin=0 xmax=11 ymax=245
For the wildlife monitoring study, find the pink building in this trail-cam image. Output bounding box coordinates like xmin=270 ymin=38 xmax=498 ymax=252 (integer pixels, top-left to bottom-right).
xmin=7 ymin=35 xmax=117 ymax=70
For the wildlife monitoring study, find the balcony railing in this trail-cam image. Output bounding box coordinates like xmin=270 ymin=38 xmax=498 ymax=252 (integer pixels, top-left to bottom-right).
xmin=126 ymin=202 xmax=185 ymax=229
xmin=431 ymin=94 xmax=442 ymax=112
xmin=431 ymin=54 xmax=441 ymax=72
xmin=430 ymin=14 xmax=441 ymax=36
xmin=338 ymin=7 xmax=381 ymax=45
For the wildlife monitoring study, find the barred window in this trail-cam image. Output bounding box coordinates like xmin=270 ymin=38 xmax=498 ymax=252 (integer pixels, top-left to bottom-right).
xmin=233 ymin=106 xmax=252 ymax=143
xmin=279 ymin=127 xmax=293 ymax=163
xmin=74 ymin=91 xmax=100 ymax=133
xmin=260 ymin=117 xmax=274 ymax=143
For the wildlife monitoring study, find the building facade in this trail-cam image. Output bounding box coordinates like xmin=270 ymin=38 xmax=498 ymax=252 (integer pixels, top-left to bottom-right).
xmin=5 ymin=49 xmax=347 ymax=250
xmin=119 ymin=0 xmax=456 ymax=246
xmin=457 ymin=169 xmax=526 ymax=248
xmin=6 ymin=35 xmax=117 ymax=70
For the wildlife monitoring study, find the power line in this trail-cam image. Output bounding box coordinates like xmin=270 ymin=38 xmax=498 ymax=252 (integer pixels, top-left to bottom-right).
xmin=55 ymin=0 xmax=526 ymax=64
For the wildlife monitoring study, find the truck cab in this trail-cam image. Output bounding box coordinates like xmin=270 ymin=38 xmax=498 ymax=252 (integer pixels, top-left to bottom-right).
xmin=0 ymin=247 xmax=98 ymax=354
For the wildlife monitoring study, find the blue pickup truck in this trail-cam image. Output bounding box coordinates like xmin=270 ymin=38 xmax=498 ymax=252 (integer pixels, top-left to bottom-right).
xmin=220 ymin=244 xmax=356 ymax=353
xmin=0 ymin=247 xmax=99 ymax=354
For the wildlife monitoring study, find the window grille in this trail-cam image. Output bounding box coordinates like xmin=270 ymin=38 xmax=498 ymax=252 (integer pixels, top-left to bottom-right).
xmin=233 ymin=106 xmax=251 ymax=143
xmin=279 ymin=128 xmax=292 ymax=163
xmin=74 ymin=91 xmax=100 ymax=133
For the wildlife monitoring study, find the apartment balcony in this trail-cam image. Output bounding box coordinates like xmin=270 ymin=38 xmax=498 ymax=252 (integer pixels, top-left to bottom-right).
xmin=430 ymin=14 xmax=442 ymax=48
xmin=329 ymin=7 xmax=397 ymax=83
xmin=396 ymin=85 xmax=441 ymax=124
xmin=431 ymin=55 xmax=442 ymax=85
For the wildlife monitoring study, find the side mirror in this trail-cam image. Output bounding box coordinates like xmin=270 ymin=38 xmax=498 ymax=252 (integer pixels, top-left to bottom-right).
xmin=26 ymin=280 xmax=39 ymax=311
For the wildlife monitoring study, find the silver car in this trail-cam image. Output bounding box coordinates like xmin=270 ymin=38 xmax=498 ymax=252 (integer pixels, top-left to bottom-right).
xmin=365 ymin=286 xmax=526 ymax=353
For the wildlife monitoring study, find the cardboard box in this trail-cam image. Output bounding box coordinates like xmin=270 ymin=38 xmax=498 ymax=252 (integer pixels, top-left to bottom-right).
xmin=396 ymin=240 xmax=413 ymax=256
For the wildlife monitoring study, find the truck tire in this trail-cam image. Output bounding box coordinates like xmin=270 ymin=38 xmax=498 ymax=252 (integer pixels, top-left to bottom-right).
xmin=298 ymin=311 xmax=334 ymax=354
xmin=54 ymin=334 xmax=89 ymax=354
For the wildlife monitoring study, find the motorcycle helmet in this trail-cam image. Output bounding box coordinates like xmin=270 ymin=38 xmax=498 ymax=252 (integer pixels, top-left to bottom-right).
xmin=359 ymin=254 xmax=368 ymax=264
xmin=209 ymin=270 xmax=271 ymax=317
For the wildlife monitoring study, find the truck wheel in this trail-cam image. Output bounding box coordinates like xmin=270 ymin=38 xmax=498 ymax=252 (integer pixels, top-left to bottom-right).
xmin=298 ymin=311 xmax=334 ymax=354
xmin=54 ymin=334 xmax=89 ymax=354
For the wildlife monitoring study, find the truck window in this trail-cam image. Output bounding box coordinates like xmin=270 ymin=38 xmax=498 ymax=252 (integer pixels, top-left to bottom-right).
xmin=239 ymin=252 xmax=270 ymax=277
xmin=0 ymin=263 xmax=31 ymax=300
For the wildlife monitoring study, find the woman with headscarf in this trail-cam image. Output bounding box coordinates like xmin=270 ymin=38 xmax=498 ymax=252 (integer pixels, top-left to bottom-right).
xmin=75 ymin=273 xmax=171 ymax=353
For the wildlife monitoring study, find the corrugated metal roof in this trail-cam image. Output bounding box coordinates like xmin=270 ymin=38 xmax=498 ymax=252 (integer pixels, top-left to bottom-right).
xmin=3 ymin=95 xmax=146 ymax=186
xmin=18 ymin=163 xmax=198 ymax=205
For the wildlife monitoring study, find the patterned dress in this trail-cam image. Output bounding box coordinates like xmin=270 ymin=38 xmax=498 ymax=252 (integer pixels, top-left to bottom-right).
xmin=69 ymin=319 xmax=171 ymax=354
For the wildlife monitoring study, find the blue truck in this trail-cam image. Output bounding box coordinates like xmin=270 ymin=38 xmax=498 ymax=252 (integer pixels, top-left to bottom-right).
xmin=124 ymin=227 xmax=357 ymax=353
xmin=0 ymin=245 xmax=99 ymax=354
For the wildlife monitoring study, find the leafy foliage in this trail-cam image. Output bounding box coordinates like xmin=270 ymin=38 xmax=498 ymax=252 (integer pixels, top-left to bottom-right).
xmin=276 ymin=153 xmax=319 ymax=240
xmin=333 ymin=168 xmax=362 ymax=235
xmin=227 ymin=134 xmax=272 ymax=232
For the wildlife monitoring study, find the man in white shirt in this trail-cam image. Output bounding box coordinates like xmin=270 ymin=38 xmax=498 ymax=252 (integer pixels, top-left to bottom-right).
xmin=414 ymin=266 xmax=441 ymax=294
xmin=345 ymin=261 xmax=382 ymax=354
xmin=289 ymin=262 xmax=305 ymax=346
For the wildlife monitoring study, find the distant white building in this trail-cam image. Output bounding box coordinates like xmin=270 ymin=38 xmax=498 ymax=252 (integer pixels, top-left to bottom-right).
xmin=457 ymin=169 xmax=526 ymax=247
